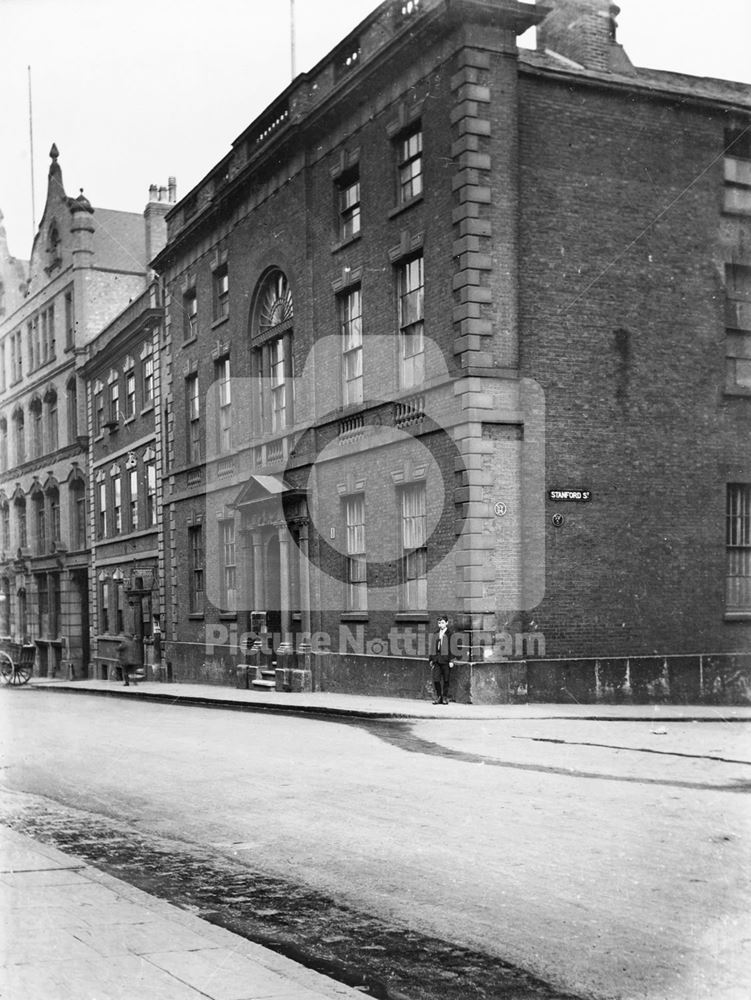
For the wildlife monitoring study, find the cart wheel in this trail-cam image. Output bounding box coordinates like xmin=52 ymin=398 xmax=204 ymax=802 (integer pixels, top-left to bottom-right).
xmin=13 ymin=664 xmax=32 ymax=685
xmin=0 ymin=652 xmax=13 ymax=685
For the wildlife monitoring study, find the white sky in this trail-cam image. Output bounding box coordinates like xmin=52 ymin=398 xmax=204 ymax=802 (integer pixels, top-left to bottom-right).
xmin=1 ymin=0 xmax=749 ymax=260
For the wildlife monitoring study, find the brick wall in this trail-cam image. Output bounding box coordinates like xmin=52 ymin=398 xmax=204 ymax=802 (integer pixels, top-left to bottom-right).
xmin=159 ymin=6 xmax=750 ymax=691
xmin=518 ymin=71 xmax=751 ymax=657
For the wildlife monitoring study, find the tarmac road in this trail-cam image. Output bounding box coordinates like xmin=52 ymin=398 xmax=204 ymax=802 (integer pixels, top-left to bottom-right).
xmin=1 ymin=688 xmax=749 ymax=1000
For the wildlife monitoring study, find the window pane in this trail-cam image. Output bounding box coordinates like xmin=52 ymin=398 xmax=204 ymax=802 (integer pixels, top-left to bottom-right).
xmin=399 ymin=257 xmax=424 ymax=387
xmin=143 ymin=356 xmax=154 ymax=403
xmin=727 ymin=484 xmax=751 ymax=610
xmin=129 ymin=469 xmax=139 ymax=530
xmin=189 ymin=526 xmax=204 ymax=613
xmin=340 ymin=179 xmax=361 ymax=241
xmin=221 ymin=521 xmax=237 ymax=611
xmin=398 ymin=129 xmax=423 ymax=202
xmin=126 ymin=373 xmax=136 ymax=415
xmin=401 ymin=485 xmax=426 ymax=548
xmin=345 ymin=495 xmax=367 ymax=611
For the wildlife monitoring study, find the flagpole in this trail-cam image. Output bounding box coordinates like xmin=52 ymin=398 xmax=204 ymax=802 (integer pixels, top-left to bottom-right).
xmin=28 ymin=65 xmax=36 ymax=235
xmin=290 ymin=0 xmax=297 ymax=79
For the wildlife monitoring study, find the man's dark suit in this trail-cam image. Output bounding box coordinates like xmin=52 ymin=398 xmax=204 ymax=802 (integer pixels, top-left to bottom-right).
xmin=429 ymin=626 xmax=453 ymax=704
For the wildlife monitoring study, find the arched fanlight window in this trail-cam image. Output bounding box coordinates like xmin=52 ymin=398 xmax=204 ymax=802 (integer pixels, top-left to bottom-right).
xmin=255 ymin=269 xmax=293 ymax=337
xmin=250 ymin=269 xmax=295 ymax=434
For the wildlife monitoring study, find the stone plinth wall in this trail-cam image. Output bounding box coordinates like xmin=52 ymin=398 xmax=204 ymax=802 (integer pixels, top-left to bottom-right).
xmin=527 ymin=654 xmax=751 ymax=706
xmin=158 ymin=644 xmax=751 ymax=705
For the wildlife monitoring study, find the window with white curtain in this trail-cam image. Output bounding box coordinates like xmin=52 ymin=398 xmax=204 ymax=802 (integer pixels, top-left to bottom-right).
xmin=400 ymin=482 xmax=427 ymax=610
xmin=345 ymin=494 xmax=367 ymax=611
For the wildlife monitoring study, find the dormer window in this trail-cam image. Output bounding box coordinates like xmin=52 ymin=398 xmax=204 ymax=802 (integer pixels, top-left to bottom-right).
xmin=46 ymin=221 xmax=62 ymax=274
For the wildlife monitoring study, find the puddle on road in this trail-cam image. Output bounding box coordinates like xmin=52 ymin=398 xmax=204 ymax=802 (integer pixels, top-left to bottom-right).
xmin=355 ymin=722 xmax=751 ymax=793
xmin=509 ymin=735 xmax=751 ymax=767
xmin=0 ymin=792 xmax=579 ymax=1000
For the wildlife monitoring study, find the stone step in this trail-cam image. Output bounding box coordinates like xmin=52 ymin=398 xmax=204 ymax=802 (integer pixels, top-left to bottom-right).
xmin=251 ymin=679 xmax=276 ymax=690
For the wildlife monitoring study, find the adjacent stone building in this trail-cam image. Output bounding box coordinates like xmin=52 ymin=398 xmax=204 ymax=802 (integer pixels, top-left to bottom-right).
xmin=81 ymin=281 xmax=166 ymax=681
xmin=0 ymin=146 xmax=172 ymax=676
xmin=149 ymin=0 xmax=751 ymax=702
xmin=0 ymin=212 xmax=29 ymax=323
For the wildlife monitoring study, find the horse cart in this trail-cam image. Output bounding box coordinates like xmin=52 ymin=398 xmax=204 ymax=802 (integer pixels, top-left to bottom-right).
xmin=0 ymin=641 xmax=35 ymax=686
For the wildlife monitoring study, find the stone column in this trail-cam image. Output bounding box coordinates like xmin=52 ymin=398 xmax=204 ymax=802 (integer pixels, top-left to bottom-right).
xmin=277 ymin=523 xmax=292 ymax=651
xmin=297 ymin=521 xmax=311 ymax=640
xmin=296 ymin=521 xmax=314 ymax=691
xmin=237 ymin=528 xmax=252 ymax=634
xmin=251 ymin=531 xmax=264 ymax=610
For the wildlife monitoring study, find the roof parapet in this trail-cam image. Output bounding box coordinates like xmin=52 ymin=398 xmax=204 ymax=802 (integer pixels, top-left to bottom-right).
xmin=157 ymin=0 xmax=544 ymax=253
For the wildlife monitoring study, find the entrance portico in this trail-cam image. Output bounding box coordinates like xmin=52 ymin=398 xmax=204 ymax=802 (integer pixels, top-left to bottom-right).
xmin=233 ymin=475 xmax=310 ymax=654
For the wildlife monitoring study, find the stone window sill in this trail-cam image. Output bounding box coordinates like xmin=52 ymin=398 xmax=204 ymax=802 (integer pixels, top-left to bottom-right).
xmin=388 ymin=193 xmax=423 ymax=219
xmin=331 ymin=233 xmax=362 ymax=254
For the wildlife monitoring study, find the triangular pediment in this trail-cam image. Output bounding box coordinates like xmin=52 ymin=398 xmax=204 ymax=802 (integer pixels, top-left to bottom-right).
xmin=233 ymin=474 xmax=294 ymax=509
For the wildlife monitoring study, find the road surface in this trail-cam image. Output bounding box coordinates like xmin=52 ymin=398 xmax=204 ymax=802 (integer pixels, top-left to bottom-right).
xmin=1 ymin=689 xmax=749 ymax=1000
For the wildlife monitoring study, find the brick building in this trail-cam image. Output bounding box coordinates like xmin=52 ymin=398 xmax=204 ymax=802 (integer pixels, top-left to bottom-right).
xmin=152 ymin=0 xmax=751 ymax=702
xmin=0 ymin=146 xmax=171 ymax=677
xmin=81 ymin=280 xmax=166 ymax=681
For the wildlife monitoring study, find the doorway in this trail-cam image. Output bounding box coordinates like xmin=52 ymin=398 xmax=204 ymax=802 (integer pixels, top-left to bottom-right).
xmin=72 ymin=570 xmax=90 ymax=675
xmin=265 ymin=533 xmax=281 ymax=637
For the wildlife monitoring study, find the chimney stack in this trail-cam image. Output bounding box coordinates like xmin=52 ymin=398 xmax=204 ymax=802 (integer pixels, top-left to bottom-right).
xmin=537 ymin=0 xmax=634 ymax=74
xmin=144 ymin=179 xmax=176 ymax=263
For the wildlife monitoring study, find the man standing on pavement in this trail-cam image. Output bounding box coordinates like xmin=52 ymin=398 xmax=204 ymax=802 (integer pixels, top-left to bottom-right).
xmin=152 ymin=617 xmax=163 ymax=680
xmin=116 ymin=633 xmax=140 ymax=687
xmin=429 ymin=615 xmax=454 ymax=704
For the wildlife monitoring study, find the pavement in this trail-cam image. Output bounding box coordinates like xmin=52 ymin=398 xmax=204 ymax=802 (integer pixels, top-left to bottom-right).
xmin=19 ymin=676 xmax=751 ymax=721
xmin=0 ymin=824 xmax=366 ymax=1000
